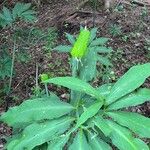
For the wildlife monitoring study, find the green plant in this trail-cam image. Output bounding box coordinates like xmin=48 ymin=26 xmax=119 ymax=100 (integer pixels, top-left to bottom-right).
xmin=114 ymin=4 xmax=124 ymax=12
xmin=145 ymin=38 xmax=150 ymax=50
xmin=0 ymin=2 xmax=36 ymax=28
xmin=1 ymin=27 xmax=150 ymax=150
xmin=43 ymin=28 xmax=57 ymax=52
xmin=0 ymin=2 xmax=37 ymax=103
xmin=140 ymin=6 xmax=148 ymax=19
xmin=109 ymin=24 xmax=122 ymax=37
xmin=0 ymin=49 xmax=12 ymax=80
xmin=55 ymin=27 xmax=112 ymax=82
xmin=144 ymin=38 xmax=150 ymax=58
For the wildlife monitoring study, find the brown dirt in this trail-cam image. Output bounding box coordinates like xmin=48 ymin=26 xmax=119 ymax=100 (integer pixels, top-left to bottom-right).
xmin=0 ymin=0 xmax=150 ymax=149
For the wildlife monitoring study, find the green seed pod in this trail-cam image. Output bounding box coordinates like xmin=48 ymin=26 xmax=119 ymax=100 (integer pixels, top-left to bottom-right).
xmin=40 ymin=73 xmax=49 ymax=82
xmin=71 ymin=28 xmax=90 ymax=59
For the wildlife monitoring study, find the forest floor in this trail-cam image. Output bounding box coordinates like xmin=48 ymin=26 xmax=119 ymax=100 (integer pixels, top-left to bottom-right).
xmin=0 ymin=0 xmax=150 ymax=149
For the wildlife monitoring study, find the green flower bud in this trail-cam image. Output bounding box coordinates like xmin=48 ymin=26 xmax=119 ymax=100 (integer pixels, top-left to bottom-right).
xmin=40 ymin=73 xmax=49 ymax=82
xmin=71 ymin=28 xmax=90 ymax=59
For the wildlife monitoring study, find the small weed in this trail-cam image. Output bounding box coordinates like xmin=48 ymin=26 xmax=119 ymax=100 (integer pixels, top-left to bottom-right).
xmin=109 ymin=24 xmax=122 ymax=37
xmin=144 ymin=38 xmax=150 ymax=58
xmin=43 ymin=28 xmax=57 ymax=53
xmin=122 ymin=35 xmax=129 ymax=42
xmin=114 ymin=4 xmax=124 ymax=12
xmin=141 ymin=6 xmax=148 ymax=19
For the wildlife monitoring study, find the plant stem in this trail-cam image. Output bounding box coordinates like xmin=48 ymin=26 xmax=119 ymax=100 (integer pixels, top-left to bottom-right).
xmin=35 ymin=62 xmax=39 ymax=96
xmin=45 ymin=83 xmax=49 ymax=96
xmin=92 ymin=0 xmax=97 ymax=27
xmin=70 ymin=58 xmax=78 ymax=105
xmin=8 ymin=39 xmax=16 ymax=94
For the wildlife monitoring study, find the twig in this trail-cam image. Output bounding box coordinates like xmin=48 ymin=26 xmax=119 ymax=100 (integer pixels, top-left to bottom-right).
xmin=124 ymin=0 xmax=150 ymax=6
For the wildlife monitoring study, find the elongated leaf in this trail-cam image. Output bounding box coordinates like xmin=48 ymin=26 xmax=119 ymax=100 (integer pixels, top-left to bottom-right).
xmin=65 ymin=33 xmax=75 ymax=45
xmin=75 ymin=101 xmax=103 ymax=128
xmin=96 ymin=83 xmax=112 ymax=98
xmin=102 ymin=119 xmax=148 ymax=150
xmin=79 ymin=50 xmax=97 ymax=81
xmin=47 ymin=135 xmax=69 ymax=150
xmin=44 ymin=77 xmax=103 ymax=100
xmin=134 ymin=138 xmax=149 ymax=150
xmin=106 ymin=63 xmax=150 ymax=105
xmin=107 ymin=88 xmax=150 ymax=110
xmin=88 ymin=133 xmax=112 ymax=150
xmin=7 ymin=117 xmax=74 ymax=150
xmin=69 ymin=129 xmax=91 ymax=150
xmin=90 ymin=47 xmax=112 ymax=53
xmin=93 ymin=116 xmax=112 ymax=136
xmin=89 ymin=27 xmax=98 ymax=43
xmin=97 ymin=55 xmax=112 ymax=66
xmin=90 ymin=37 xmax=109 ymax=46
xmin=0 ymin=96 xmax=74 ymax=128
xmin=106 ymin=111 xmax=150 ymax=138
xmin=54 ymin=45 xmax=72 ymax=52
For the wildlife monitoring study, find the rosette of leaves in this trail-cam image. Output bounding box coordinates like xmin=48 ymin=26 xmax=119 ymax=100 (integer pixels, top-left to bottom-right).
xmin=0 ymin=2 xmax=37 ymax=28
xmin=1 ymin=63 xmax=150 ymax=150
xmin=54 ymin=27 xmax=112 ymax=82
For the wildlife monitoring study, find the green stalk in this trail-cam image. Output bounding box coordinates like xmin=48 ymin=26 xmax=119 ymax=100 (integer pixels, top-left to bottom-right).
xmin=70 ymin=58 xmax=78 ymax=105
xmin=92 ymin=0 xmax=97 ymax=27
xmin=8 ymin=39 xmax=16 ymax=94
xmin=45 ymin=83 xmax=49 ymax=97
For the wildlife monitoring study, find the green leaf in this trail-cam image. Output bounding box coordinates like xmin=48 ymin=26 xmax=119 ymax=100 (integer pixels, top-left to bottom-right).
xmin=102 ymin=119 xmax=148 ymax=150
xmin=21 ymin=10 xmax=37 ymax=22
xmin=12 ymin=3 xmax=31 ymax=19
xmin=90 ymin=47 xmax=112 ymax=53
xmin=93 ymin=116 xmax=112 ymax=136
xmin=79 ymin=50 xmax=97 ymax=81
xmin=54 ymin=45 xmax=72 ymax=52
xmin=22 ymin=14 xmax=37 ymax=22
xmin=97 ymin=55 xmax=112 ymax=66
xmin=134 ymin=138 xmax=149 ymax=150
xmin=0 ymin=96 xmax=74 ymax=128
xmin=96 ymin=83 xmax=112 ymax=98
xmin=0 ymin=16 xmax=7 ymax=27
xmin=3 ymin=7 xmax=13 ymax=21
xmin=106 ymin=111 xmax=150 ymax=138
xmin=90 ymin=38 xmax=109 ymax=46
xmin=7 ymin=117 xmax=74 ymax=150
xmin=107 ymin=88 xmax=150 ymax=110
xmin=69 ymin=129 xmax=91 ymax=150
xmin=75 ymin=101 xmax=103 ymax=128
xmin=1 ymin=6 xmax=13 ymax=26
xmin=89 ymin=27 xmax=98 ymax=43
xmin=88 ymin=133 xmax=112 ymax=150
xmin=47 ymin=135 xmax=69 ymax=150
xmin=44 ymin=77 xmax=103 ymax=100
xmin=65 ymin=33 xmax=75 ymax=45
xmin=106 ymin=63 xmax=150 ymax=105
